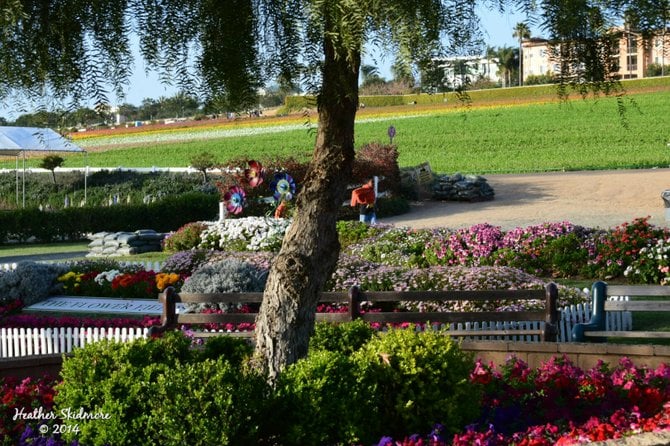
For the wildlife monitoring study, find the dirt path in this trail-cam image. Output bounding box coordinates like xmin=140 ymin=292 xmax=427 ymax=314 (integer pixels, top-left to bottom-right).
xmin=384 ymin=168 xmax=670 ymax=230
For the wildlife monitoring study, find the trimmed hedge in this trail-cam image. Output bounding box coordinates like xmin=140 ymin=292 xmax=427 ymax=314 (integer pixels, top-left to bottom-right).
xmin=0 ymin=192 xmax=219 ymax=243
xmin=285 ymin=76 xmax=670 ymax=109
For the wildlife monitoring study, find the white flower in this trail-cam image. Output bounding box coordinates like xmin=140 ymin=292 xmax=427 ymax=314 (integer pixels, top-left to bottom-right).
xmin=199 ymin=217 xmax=291 ymax=252
xmin=95 ymin=269 xmax=121 ymax=285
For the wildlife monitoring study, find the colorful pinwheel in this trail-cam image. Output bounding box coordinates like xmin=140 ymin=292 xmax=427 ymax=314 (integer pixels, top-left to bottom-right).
xmin=223 ymin=186 xmax=246 ymax=214
xmin=244 ymin=160 xmax=265 ymax=188
xmin=269 ymin=172 xmax=296 ymax=202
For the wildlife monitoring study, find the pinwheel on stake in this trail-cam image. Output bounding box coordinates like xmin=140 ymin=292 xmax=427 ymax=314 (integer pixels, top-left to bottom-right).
xmin=244 ymin=160 xmax=265 ymax=188
xmin=223 ymin=186 xmax=246 ymax=215
xmin=269 ymin=172 xmax=296 ymax=203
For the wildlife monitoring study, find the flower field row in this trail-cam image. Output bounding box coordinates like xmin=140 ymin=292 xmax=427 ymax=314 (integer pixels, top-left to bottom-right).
xmin=6 ymin=89 xmax=670 ymax=175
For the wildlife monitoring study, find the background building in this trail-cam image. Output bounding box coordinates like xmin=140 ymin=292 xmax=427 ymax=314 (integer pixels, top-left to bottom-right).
xmin=434 ymin=56 xmax=501 ymax=88
xmin=522 ymin=29 xmax=669 ymax=83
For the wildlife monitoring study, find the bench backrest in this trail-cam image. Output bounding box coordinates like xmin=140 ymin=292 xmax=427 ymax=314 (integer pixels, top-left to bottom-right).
xmin=603 ymin=285 xmax=670 ymax=312
xmin=571 ymin=281 xmax=670 ymax=342
xmin=148 ymin=283 xmax=560 ymax=341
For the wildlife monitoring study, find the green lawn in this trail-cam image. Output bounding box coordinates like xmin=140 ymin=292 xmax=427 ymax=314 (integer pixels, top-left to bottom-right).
xmin=0 ymin=241 xmax=171 ymax=264
xmin=73 ymin=92 xmax=670 ymax=174
xmin=0 ymin=241 xmax=88 ymax=256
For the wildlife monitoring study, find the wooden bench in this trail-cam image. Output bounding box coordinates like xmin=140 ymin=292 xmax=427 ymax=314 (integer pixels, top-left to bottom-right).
xmin=571 ymin=281 xmax=670 ymax=342
xmin=148 ymin=283 xmax=560 ymax=342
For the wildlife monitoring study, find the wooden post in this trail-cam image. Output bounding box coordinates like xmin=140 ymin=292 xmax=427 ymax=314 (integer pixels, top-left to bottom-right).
xmin=147 ymin=286 xmax=178 ymax=337
xmin=163 ymin=286 xmax=177 ymax=330
xmin=543 ymin=282 xmax=559 ymax=342
xmin=348 ymin=286 xmax=362 ymax=321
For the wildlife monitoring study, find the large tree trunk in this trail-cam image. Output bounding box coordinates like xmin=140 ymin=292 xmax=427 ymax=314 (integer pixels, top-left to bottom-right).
xmin=254 ymin=36 xmax=360 ymax=380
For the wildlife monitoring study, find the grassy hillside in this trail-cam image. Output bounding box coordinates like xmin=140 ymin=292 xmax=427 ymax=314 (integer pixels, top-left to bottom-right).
xmin=3 ymin=77 xmax=669 ymax=174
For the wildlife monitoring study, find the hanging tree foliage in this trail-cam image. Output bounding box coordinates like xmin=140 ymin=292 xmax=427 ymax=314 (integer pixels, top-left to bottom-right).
xmin=0 ymin=0 xmax=653 ymax=378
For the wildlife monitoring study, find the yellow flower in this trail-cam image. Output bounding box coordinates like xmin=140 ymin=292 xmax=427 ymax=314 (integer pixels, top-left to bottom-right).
xmin=57 ymin=272 xmax=76 ymax=282
xmin=156 ymin=273 xmax=181 ymax=291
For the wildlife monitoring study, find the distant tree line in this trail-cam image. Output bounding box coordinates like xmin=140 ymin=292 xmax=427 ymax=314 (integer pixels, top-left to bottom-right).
xmin=0 ymin=84 xmax=297 ymax=130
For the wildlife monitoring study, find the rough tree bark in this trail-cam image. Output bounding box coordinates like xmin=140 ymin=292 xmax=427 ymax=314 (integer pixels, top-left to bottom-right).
xmin=254 ymin=35 xmax=361 ymax=380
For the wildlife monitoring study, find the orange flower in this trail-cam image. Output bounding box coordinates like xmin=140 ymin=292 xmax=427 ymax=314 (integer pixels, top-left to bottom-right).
xmin=156 ymin=273 xmax=181 ymax=291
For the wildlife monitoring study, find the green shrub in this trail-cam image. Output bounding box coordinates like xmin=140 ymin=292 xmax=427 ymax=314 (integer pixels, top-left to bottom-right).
xmin=163 ymin=222 xmax=208 ymax=252
xmin=538 ymin=232 xmax=590 ymax=277
xmin=275 ymin=349 xmax=380 ymax=446
xmin=55 ymin=327 xmax=488 ymax=446
xmin=143 ymin=192 xmax=219 ymax=231
xmin=353 ymin=327 xmax=480 ymax=438
xmin=56 ymin=332 xmax=266 ymax=446
xmin=376 ymin=195 xmax=411 ymax=218
xmin=55 ymin=332 xmax=193 ymax=445
xmin=149 ymin=359 xmax=270 ymax=445
xmin=310 ymin=320 xmax=376 ymax=355
xmin=198 ymin=334 xmax=254 ymax=365
xmin=0 ymin=192 xmax=218 ymax=243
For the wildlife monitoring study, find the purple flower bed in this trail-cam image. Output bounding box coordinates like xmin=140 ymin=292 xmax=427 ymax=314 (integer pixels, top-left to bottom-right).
xmin=346 ymin=217 xmax=670 ymax=283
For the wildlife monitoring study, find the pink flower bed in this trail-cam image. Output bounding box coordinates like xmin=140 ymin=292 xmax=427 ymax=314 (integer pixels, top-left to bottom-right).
xmin=381 ymin=355 xmax=670 ymax=445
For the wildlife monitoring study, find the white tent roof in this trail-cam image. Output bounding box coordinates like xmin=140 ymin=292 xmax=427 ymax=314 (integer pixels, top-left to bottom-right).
xmin=0 ymin=126 xmax=85 ymax=156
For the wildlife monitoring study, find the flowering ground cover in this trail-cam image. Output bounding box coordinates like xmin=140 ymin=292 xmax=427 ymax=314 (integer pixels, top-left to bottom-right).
xmin=0 ymin=375 xmax=58 ymax=445
xmin=7 ymin=216 xmax=670 ymax=332
xmin=3 ymin=355 xmax=670 ymax=445
xmin=380 ymin=356 xmax=670 ymax=446
xmin=3 ymin=215 xmax=670 ymax=338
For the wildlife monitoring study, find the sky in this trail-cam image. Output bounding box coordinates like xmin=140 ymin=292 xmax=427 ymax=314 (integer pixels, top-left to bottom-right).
xmin=1 ymin=8 xmax=540 ymax=119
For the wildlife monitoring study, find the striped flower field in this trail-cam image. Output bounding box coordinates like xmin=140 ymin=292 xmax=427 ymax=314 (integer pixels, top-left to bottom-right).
xmin=3 ymin=77 xmax=670 ymax=174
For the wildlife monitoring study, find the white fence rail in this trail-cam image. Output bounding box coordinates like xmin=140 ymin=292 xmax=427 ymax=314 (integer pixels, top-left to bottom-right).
xmin=446 ymin=320 xmax=545 ymax=342
xmin=0 ymin=261 xmax=164 ymax=272
xmin=0 ymin=327 xmax=147 ymax=358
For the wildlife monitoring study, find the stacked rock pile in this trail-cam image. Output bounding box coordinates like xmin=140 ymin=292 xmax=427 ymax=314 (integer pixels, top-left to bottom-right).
xmin=87 ymin=230 xmax=165 ymax=257
xmin=432 ymin=173 xmax=495 ymax=202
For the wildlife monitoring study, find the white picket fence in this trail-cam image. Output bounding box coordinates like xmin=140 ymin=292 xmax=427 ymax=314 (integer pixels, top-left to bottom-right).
xmin=0 ymin=261 xmax=164 ymax=272
xmin=0 ymin=327 xmax=148 ymax=358
xmin=442 ymin=296 xmax=631 ymax=343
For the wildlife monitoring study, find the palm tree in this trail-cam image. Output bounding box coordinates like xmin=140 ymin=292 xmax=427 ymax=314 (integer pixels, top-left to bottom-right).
xmin=513 ymin=22 xmax=531 ymax=86
xmin=39 ymin=155 xmax=64 ymax=185
xmin=360 ymin=64 xmax=384 ymax=87
xmin=490 ymin=46 xmax=517 ymax=87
